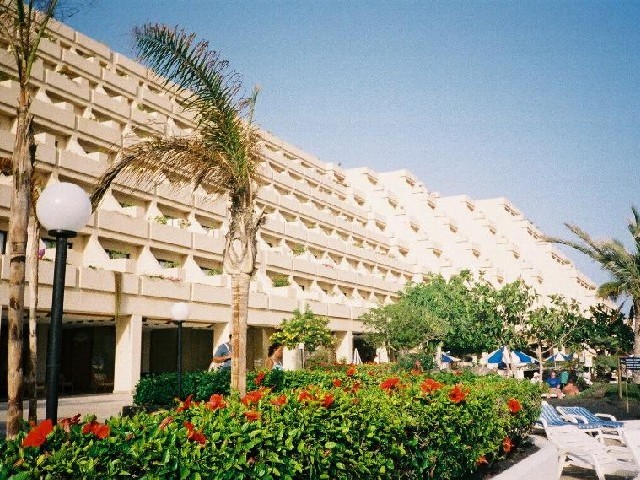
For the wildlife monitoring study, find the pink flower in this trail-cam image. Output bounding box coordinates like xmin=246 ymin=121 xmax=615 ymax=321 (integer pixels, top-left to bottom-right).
xmin=206 ymin=394 xmax=226 ymax=411
xmin=244 ymin=410 xmax=261 ymax=422
xmin=22 ymin=419 xmax=53 ymax=448
xmin=507 ymin=398 xmax=522 ymax=414
xmin=241 ymin=390 xmax=264 ymax=406
xmin=448 ymin=384 xmax=469 ymax=404
xmin=380 ymin=377 xmax=400 ymax=391
xmin=320 ymin=394 xmax=335 ymax=408
xmin=82 ymin=420 xmax=110 ymax=439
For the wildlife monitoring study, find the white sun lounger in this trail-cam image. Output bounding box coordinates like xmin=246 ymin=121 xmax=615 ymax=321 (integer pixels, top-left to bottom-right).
xmin=547 ymin=427 xmax=638 ymax=480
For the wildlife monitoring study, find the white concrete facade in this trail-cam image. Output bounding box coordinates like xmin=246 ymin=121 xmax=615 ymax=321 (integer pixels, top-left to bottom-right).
xmin=0 ymin=20 xmax=597 ymax=393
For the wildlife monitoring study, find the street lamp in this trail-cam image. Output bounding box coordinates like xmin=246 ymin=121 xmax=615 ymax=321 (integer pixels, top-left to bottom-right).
xmin=171 ymin=302 xmax=190 ymax=398
xmin=36 ymin=182 xmax=91 ymax=423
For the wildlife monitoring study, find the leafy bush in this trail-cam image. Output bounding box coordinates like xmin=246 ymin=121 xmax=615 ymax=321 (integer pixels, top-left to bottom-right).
xmin=0 ymin=370 xmax=540 ymax=480
xmin=396 ymin=351 xmax=436 ymax=371
xmin=271 ymin=305 xmax=333 ymax=352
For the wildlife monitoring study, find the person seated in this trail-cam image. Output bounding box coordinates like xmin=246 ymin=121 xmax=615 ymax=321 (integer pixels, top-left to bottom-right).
xmin=545 ymin=371 xmax=564 ymax=398
xmin=562 ymin=380 xmax=580 ymax=397
xmin=265 ymin=344 xmax=284 ymax=370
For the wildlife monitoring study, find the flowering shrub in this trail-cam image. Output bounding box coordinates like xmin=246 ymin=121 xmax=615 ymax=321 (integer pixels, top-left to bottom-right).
xmin=0 ymin=369 xmax=541 ymax=479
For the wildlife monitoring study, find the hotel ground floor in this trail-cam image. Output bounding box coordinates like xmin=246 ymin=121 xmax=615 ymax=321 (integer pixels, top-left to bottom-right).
xmin=0 ymin=292 xmax=368 ymax=400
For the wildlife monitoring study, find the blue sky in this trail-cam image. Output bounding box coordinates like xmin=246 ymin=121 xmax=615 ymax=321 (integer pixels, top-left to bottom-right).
xmin=65 ymin=1 xmax=638 ymax=288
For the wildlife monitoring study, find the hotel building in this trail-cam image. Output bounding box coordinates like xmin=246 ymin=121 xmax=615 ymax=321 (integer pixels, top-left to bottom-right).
xmin=0 ymin=20 xmax=598 ymax=397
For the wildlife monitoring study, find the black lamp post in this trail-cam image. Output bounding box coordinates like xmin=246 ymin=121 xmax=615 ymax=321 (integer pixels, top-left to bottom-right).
xmin=171 ymin=302 xmax=190 ymax=398
xmin=36 ymin=182 xmax=91 ymax=423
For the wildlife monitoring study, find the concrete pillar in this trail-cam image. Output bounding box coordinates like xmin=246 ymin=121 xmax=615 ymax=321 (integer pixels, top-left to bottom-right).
xmin=113 ymin=314 xmax=142 ymax=393
xmin=141 ymin=328 xmax=151 ymax=374
xmin=335 ymin=331 xmax=353 ymax=363
xmin=212 ymin=323 xmax=231 ymax=354
xmin=283 ymin=345 xmax=303 ymax=371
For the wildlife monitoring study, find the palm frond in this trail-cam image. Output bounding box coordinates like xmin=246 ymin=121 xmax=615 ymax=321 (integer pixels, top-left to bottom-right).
xmin=597 ymin=281 xmax=623 ymax=301
xmin=91 ymin=136 xmax=234 ymax=210
xmin=133 ymin=24 xmax=257 ymax=187
xmin=546 ymin=208 xmax=640 ymax=303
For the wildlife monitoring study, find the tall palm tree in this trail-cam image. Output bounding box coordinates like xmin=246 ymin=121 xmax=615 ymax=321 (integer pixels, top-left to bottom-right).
xmin=0 ymin=0 xmax=58 ymax=438
xmin=547 ymin=207 xmax=640 ymax=355
xmin=91 ymin=24 xmax=262 ymax=396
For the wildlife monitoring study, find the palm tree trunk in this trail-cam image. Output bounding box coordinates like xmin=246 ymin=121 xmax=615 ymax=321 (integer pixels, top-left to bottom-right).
xmin=633 ymin=298 xmax=640 ymax=356
xmin=230 ymin=271 xmax=250 ymax=396
xmin=27 ymin=214 xmax=40 ymax=422
xmin=7 ymin=101 xmax=33 ymax=437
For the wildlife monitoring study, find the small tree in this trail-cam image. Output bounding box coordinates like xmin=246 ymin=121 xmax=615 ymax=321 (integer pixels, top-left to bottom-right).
xmin=360 ymin=281 xmax=450 ymax=357
xmin=270 ymin=306 xmax=333 ymax=354
xmin=570 ymin=303 xmax=633 ymax=356
xmin=527 ymin=294 xmax=587 ymax=375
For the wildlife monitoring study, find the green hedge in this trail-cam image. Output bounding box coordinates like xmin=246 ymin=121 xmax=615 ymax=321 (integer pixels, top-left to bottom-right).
xmin=1 ymin=369 xmax=541 ymax=479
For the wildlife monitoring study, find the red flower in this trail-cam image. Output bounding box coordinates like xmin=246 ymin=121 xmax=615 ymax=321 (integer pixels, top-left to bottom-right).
xmin=82 ymin=420 xmax=110 ymax=439
xmin=503 ymin=437 xmax=513 ymax=454
xmin=244 ymin=410 xmax=261 ymax=422
xmin=298 ymin=390 xmax=314 ymax=403
xmin=176 ymin=394 xmax=193 ymax=412
xmin=346 ymin=366 xmax=356 ymax=376
xmin=320 ymin=394 xmax=335 ymax=408
xmin=255 ymin=371 xmax=266 ymax=386
xmin=58 ymin=413 xmax=81 ymax=433
xmin=22 ymin=419 xmax=53 ymax=448
xmin=270 ymin=395 xmax=288 ymax=407
xmin=351 ymin=381 xmax=361 ymax=393
xmin=507 ymin=398 xmax=522 ymax=414
xmin=420 ymin=378 xmax=444 ymax=394
xmin=332 ymin=379 xmax=342 ymax=388
xmin=241 ymin=390 xmax=264 ymax=406
xmin=206 ymin=394 xmax=226 ymax=411
xmin=476 ymin=455 xmax=489 ymax=466
xmin=448 ymin=384 xmax=469 ymax=404
xmin=159 ymin=416 xmax=174 ymax=430
xmin=380 ymin=377 xmax=400 ymax=391
xmin=184 ymin=421 xmax=207 ymax=445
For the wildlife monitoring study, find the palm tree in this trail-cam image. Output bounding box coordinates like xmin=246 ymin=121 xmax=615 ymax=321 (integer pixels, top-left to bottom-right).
xmin=0 ymin=0 xmax=58 ymax=438
xmin=91 ymin=24 xmax=262 ymax=396
xmin=547 ymin=207 xmax=640 ymax=355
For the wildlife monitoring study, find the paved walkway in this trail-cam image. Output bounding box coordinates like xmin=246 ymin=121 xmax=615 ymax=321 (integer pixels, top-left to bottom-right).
xmin=1 ymin=395 xmax=640 ymax=479
xmin=0 ymin=392 xmax=133 ymax=438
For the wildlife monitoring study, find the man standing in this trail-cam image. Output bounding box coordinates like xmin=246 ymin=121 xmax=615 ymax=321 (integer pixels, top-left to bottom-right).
xmin=212 ymin=334 xmax=232 ymax=369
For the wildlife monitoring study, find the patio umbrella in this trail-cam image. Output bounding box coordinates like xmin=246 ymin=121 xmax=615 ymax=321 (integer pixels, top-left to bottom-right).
xmin=441 ymin=352 xmax=461 ymax=363
xmin=513 ymin=350 xmax=538 ymax=364
xmin=353 ymin=348 xmax=362 ymax=365
xmin=545 ymin=352 xmax=570 ymax=362
xmin=486 ymin=346 xmax=510 ymax=365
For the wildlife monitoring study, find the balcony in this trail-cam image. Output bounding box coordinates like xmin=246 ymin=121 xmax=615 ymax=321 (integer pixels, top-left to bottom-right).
xmin=149 ymin=222 xmax=191 ymax=248
xmin=192 ymin=231 xmax=225 ymax=254
xmin=140 ymin=275 xmax=190 ymax=299
xmin=94 ymin=209 xmax=148 ymax=239
xmin=59 ymin=149 xmax=106 ymax=178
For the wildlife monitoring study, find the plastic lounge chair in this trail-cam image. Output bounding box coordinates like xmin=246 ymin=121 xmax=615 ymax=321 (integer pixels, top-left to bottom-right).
xmin=556 ymin=405 xmax=623 ymax=430
xmin=547 ymin=428 xmax=638 ymax=480
xmin=536 ymin=402 xmax=593 ymax=430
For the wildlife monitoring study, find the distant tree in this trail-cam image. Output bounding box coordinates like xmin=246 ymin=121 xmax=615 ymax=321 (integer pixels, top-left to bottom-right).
xmin=360 ymin=277 xmax=452 ymax=356
xmin=547 ymin=207 xmax=640 ymax=357
xmin=527 ymin=294 xmax=586 ymax=374
xmin=271 ymin=306 xmax=333 ymax=354
xmin=570 ymin=303 xmax=633 ymax=355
